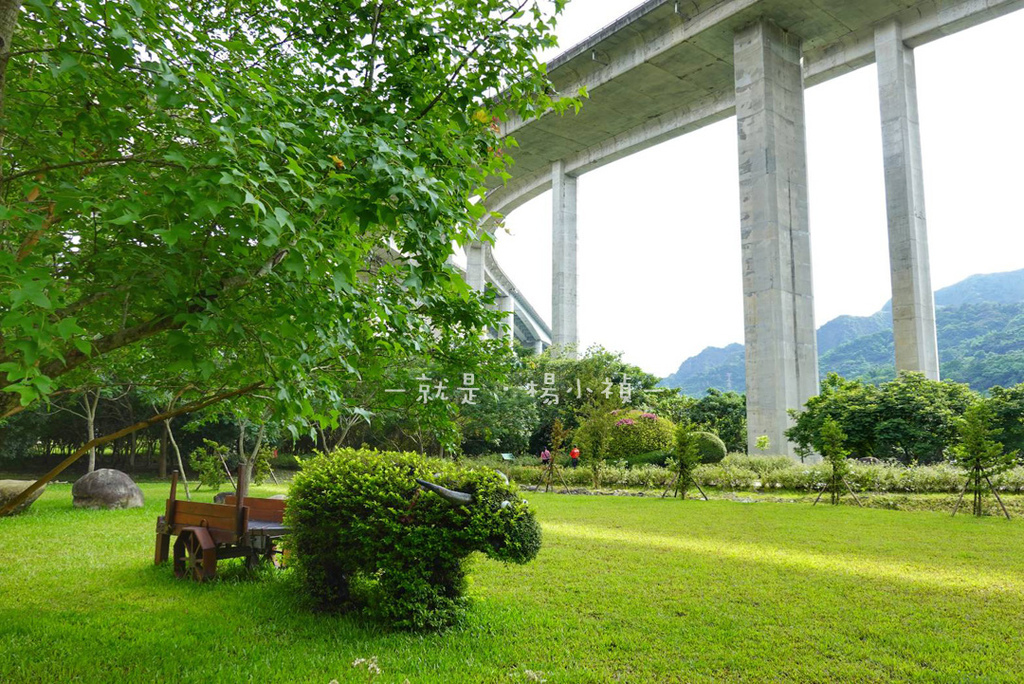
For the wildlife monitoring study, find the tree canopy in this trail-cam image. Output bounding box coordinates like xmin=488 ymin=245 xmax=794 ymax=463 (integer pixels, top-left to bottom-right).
xmin=0 ymin=0 xmax=567 ymax=426
xmin=787 ymin=372 xmax=977 ymax=464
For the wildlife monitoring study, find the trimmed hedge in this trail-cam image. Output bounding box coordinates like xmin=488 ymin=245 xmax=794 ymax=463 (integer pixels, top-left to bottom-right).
xmin=691 ymin=431 xmax=727 ymax=464
xmin=606 ymin=411 xmax=675 ymax=460
xmin=288 ymin=448 xmax=540 ymax=630
xmin=506 ymin=457 xmax=1024 ymax=495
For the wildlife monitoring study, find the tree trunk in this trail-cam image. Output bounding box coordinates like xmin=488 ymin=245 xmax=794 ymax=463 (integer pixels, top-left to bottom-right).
xmin=83 ymin=391 xmax=100 ymax=472
xmin=159 ymin=428 xmax=167 ymax=478
xmin=0 ymin=0 xmax=25 ymax=166
xmin=164 ymin=419 xmax=190 ymax=500
xmin=237 ymin=413 xmax=270 ymax=492
xmin=316 ymin=424 xmax=327 ymax=453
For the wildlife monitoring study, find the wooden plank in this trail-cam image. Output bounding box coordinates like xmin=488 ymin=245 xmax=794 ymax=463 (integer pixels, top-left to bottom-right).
xmin=174 ymin=500 xmax=237 ymax=518
xmin=171 ymin=511 xmax=240 ymax=531
xmin=224 ymin=496 xmax=286 ymax=522
xmin=166 ymin=525 xmax=238 ymax=545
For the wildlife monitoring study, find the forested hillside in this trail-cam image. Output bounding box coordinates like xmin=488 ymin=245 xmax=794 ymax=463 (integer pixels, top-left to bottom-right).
xmin=662 ymin=269 xmax=1024 ymax=395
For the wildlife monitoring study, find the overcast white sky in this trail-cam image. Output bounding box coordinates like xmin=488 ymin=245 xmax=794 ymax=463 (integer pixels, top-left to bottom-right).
xmin=485 ymin=1 xmax=1024 ymax=378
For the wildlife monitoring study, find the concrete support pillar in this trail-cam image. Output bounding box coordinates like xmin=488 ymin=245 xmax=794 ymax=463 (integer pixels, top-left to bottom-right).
xmin=465 ymin=241 xmax=486 ymax=293
xmin=551 ymin=160 xmax=578 ymax=357
xmin=875 ymin=21 xmax=940 ymax=380
xmin=734 ymin=20 xmax=818 ymax=457
xmin=498 ymin=295 xmax=515 ymax=345
xmin=534 ymin=339 xmax=545 ymax=355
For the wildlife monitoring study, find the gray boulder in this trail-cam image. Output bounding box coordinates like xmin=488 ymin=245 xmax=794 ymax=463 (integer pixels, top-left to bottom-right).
xmin=72 ymin=469 xmax=144 ymax=509
xmin=0 ymin=480 xmax=46 ymax=516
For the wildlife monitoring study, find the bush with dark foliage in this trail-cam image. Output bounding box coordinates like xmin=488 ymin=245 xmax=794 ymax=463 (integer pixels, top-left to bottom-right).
xmin=287 ymin=448 xmax=541 ymax=630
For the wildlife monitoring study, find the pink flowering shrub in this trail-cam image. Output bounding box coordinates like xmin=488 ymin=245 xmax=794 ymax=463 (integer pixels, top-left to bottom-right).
xmin=606 ymin=410 xmax=675 ymax=459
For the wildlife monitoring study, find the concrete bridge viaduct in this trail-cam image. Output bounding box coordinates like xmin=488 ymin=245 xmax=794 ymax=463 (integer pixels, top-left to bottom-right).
xmin=467 ymin=0 xmax=1023 ymax=455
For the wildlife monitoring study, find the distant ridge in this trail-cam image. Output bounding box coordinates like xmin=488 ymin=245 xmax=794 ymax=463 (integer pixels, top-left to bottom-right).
xmin=661 ymin=268 xmax=1024 ymax=395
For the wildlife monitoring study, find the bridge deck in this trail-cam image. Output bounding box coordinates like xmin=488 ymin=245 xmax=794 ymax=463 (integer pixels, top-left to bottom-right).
xmin=487 ymin=0 xmax=1024 ymax=217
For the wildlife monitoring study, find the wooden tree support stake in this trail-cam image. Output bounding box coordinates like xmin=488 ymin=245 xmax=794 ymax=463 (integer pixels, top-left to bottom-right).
xmin=841 ymin=477 xmax=864 ymax=507
xmin=812 ymin=484 xmax=827 ymax=506
xmin=985 ymin=473 xmax=1011 ymax=520
xmin=219 ymin=453 xmax=237 ymax=489
xmin=661 ymin=472 xmax=708 ymax=501
xmin=952 ymin=466 xmax=1010 ymax=520
xmin=542 ymin=460 xmax=569 ymax=494
xmin=951 ymin=476 xmax=970 ymax=517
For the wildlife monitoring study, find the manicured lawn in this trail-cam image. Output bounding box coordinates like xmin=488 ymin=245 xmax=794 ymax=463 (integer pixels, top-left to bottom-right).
xmin=2 ymin=482 xmax=1023 ymax=682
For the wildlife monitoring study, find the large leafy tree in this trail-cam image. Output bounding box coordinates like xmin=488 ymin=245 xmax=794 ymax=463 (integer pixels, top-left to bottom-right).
xmin=787 ymin=373 xmax=880 ymax=460
xmin=987 ymin=384 xmax=1024 ymax=455
xmin=788 ymin=371 xmax=976 ymax=464
xmin=873 ymin=372 xmax=975 ymax=465
xmin=0 ymin=0 xmax=568 ymax=507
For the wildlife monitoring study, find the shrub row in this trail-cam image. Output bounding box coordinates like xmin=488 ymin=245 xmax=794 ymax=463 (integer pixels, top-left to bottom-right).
xmin=499 ymin=456 xmax=1024 ymax=494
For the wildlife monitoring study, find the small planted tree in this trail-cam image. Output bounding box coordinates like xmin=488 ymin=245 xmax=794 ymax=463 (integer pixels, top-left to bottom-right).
xmin=189 ymin=439 xmax=231 ymax=491
xmin=573 ymin=404 xmax=617 ymax=488
xmin=542 ymin=418 xmax=570 ymax=493
xmin=814 ymin=417 xmax=861 ymax=507
xmin=663 ymin=424 xmax=708 ymax=500
xmin=952 ymin=401 xmax=1015 ymax=519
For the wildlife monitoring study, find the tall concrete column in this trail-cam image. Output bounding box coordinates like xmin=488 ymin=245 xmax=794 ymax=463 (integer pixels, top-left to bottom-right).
xmin=498 ymin=295 xmax=515 ymax=345
xmin=551 ymin=160 xmax=578 ymax=357
xmin=875 ymin=20 xmax=940 ymax=380
xmin=734 ymin=20 xmax=818 ymax=457
xmin=465 ymin=241 xmax=486 ymax=293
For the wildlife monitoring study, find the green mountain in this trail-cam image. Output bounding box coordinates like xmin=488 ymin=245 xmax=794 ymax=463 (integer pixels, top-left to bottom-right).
xmin=662 ymin=269 xmax=1024 ymax=395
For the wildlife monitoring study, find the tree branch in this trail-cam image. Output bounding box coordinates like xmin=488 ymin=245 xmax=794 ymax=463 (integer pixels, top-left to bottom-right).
xmin=1 ymin=243 xmax=293 ymax=418
xmin=413 ymin=0 xmax=529 ymax=121
xmin=0 ymin=382 xmax=263 ymax=516
xmin=364 ymin=2 xmax=385 ymax=92
xmin=35 ymin=314 xmax=181 ymax=390
xmin=3 ymin=155 xmax=198 ymax=185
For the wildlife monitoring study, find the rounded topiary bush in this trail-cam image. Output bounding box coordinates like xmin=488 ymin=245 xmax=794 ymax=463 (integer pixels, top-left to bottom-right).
xmin=287 ymin=448 xmax=540 ymax=630
xmin=606 ymin=411 xmax=675 ymax=459
xmin=691 ymin=431 xmax=727 ymax=464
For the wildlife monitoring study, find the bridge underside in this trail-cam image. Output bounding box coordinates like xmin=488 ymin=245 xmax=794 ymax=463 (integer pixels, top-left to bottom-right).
xmin=489 ymin=0 xmax=1023 ymax=216
xmin=483 ymin=0 xmax=1020 ymax=455
xmin=460 ymin=244 xmax=552 ymax=353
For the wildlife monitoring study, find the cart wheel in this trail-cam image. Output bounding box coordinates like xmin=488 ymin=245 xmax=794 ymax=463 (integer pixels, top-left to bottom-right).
xmin=173 ymin=531 xmax=216 ymax=581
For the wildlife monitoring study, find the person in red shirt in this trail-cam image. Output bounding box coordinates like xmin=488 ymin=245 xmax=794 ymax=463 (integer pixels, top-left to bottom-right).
xmin=570 ymin=446 xmax=580 ymax=467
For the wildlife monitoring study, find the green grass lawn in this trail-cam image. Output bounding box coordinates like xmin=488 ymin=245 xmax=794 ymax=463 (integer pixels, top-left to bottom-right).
xmin=2 ymin=482 xmax=1023 ymax=683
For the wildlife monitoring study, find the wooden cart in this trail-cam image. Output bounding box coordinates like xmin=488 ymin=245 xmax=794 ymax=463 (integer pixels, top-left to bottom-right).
xmin=154 ymin=469 xmax=288 ymax=581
